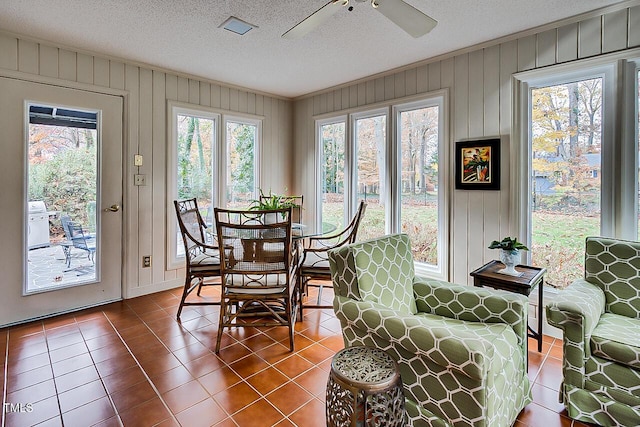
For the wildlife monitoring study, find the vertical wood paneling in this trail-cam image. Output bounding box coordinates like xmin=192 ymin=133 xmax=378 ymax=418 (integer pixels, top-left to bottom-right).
xmin=603 ymin=9 xmax=628 ymax=53
xmin=357 ymin=82 xmax=366 ymax=106
xmin=557 ymin=23 xmax=579 ymax=62
xmin=349 ymin=85 xmax=357 ymax=108
xmin=468 ymin=50 xmax=484 ymax=137
xmin=238 ymin=90 xmax=248 ymax=112
xmin=247 ymin=92 xmax=256 ymax=114
xmin=255 ymin=94 xmax=264 ymax=117
xmin=320 ymin=92 xmax=329 ymax=114
xmin=394 ymin=71 xmax=406 ymax=99
xmin=499 ymin=40 xmax=518 ymax=245
xmin=374 ymin=77 xmax=385 ymax=103
xmin=405 ymin=68 xmax=417 ymax=96
xmin=384 ymin=75 xmax=394 ymax=100
xmin=177 ymin=77 xmax=188 ymax=102
xmin=220 ymin=87 xmax=230 ymax=110
xmin=483 ymin=46 xmax=500 ymax=137
xmin=109 ymin=61 xmax=125 ymax=90
xmin=76 ymin=53 xmax=93 ymax=84
xmin=151 ymin=71 xmax=168 ymax=283
xmin=39 ymin=45 xmax=58 ymax=78
xmin=58 ymin=49 xmax=76 ymax=81
xmin=0 ymin=34 xmax=17 ymax=70
xmin=629 ymin=5 xmax=640 ymax=47
xmin=537 ymin=29 xmax=557 ymax=67
xmin=517 ymin=35 xmax=536 ymax=71
xmin=18 ymin=39 xmax=38 ymax=74
xmin=229 ymin=88 xmax=239 ymax=111
xmin=124 ymin=64 xmax=140 ymax=295
xmin=452 ymin=54 xmax=470 ymax=284
xmin=210 ymin=84 xmax=221 ymax=108
xmin=333 ymin=89 xmax=341 ymax=111
xmin=365 ymin=80 xmax=375 ymax=104
xmin=165 ymin=74 xmax=178 ymax=101
xmin=93 ymin=57 xmax=109 ymax=87
xmin=428 ymin=62 xmax=441 ymax=92
xmin=199 ymin=82 xmax=211 ymax=107
xmin=579 ymin=16 xmax=603 ymax=58
xmin=137 ymin=68 xmax=153 ymax=287
xmin=341 ymin=87 xmax=349 ymax=109
xmin=416 ymin=64 xmax=428 ymax=93
xmin=188 ymin=79 xmax=200 ymax=105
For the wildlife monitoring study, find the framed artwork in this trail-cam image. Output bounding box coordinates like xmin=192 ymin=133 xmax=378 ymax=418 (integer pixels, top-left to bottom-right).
xmin=455 ymin=138 xmax=500 ymax=190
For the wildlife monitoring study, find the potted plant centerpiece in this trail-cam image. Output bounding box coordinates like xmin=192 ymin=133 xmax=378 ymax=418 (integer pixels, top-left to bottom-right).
xmin=488 ymin=237 xmax=529 ymax=276
xmin=250 ymin=189 xmax=301 ymax=222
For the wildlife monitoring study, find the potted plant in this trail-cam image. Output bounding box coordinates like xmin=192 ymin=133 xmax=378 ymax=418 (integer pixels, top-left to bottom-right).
xmin=488 ymin=237 xmax=529 ymax=276
xmin=250 ymin=189 xmax=301 ymax=221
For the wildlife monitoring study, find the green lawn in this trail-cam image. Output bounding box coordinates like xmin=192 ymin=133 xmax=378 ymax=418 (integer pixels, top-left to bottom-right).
xmin=322 ymin=198 xmax=599 ymax=289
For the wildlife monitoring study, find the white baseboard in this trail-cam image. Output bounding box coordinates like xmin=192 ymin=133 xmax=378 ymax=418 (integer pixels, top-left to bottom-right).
xmin=124 ymin=278 xmax=182 ymax=299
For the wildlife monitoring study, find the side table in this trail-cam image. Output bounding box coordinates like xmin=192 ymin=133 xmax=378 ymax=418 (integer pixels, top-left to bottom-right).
xmin=470 ymin=260 xmax=546 ymax=352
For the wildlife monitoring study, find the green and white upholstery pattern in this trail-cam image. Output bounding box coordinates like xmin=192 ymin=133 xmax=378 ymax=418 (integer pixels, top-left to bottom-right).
xmin=546 ymin=236 xmax=640 ymax=426
xmin=329 ymin=234 xmax=532 ymax=427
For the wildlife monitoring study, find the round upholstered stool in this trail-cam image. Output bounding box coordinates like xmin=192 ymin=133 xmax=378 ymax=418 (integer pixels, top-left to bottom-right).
xmin=326 ymin=346 xmax=405 ymax=427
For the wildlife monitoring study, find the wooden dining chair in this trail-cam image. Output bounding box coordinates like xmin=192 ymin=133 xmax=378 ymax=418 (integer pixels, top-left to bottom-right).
xmin=298 ymin=201 xmax=366 ymax=317
xmin=174 ymin=198 xmax=221 ymax=320
xmin=214 ymin=207 xmax=299 ymax=353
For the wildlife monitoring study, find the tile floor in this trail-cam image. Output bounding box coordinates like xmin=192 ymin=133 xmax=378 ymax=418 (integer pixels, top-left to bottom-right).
xmin=1 ymin=284 xmax=595 ymax=427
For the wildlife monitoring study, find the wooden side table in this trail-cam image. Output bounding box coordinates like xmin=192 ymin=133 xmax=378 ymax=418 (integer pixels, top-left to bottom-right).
xmin=470 ymin=260 xmax=546 ymax=352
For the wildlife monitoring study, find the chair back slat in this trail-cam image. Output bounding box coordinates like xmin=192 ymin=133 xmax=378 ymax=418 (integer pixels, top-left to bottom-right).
xmin=215 ymin=208 xmax=293 ymax=290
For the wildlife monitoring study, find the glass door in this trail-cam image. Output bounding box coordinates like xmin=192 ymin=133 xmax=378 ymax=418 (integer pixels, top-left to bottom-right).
xmin=0 ymin=77 xmax=123 ymax=326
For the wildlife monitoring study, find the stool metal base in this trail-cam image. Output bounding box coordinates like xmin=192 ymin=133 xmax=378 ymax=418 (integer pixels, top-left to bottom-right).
xmin=326 ymin=346 xmax=405 ymax=427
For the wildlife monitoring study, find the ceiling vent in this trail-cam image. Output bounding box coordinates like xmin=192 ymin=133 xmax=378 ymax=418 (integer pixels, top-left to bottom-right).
xmin=219 ymin=16 xmax=257 ymax=35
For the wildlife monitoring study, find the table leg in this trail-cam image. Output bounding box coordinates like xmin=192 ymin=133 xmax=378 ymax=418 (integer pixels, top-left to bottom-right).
xmin=538 ymin=279 xmax=544 ymax=352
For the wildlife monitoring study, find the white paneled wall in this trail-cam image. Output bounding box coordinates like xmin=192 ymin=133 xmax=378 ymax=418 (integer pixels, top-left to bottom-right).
xmin=0 ymin=32 xmax=293 ymax=298
xmin=293 ymin=2 xmax=640 ymax=285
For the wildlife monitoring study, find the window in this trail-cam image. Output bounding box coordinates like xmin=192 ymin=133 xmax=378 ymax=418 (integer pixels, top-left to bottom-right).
xmin=168 ymin=102 xmax=261 ymax=267
xmin=354 ymin=111 xmax=388 ymax=240
xmin=317 ymin=119 xmax=346 ymax=231
xmin=515 ymin=54 xmax=639 ymax=289
xmin=316 ymin=92 xmax=448 ymax=279
xmin=225 ymin=118 xmax=259 ymax=209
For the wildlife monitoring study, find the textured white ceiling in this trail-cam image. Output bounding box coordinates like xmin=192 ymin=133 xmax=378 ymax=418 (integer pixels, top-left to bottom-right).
xmin=0 ymin=0 xmax=627 ymax=98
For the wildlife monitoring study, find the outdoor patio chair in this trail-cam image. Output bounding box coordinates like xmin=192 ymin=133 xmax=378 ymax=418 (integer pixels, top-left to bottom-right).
xmin=214 ymin=207 xmax=299 ymax=353
xmin=67 ymin=222 xmax=96 ymax=267
xmin=298 ymin=201 xmax=366 ymax=316
xmin=174 ymin=198 xmax=221 ymax=319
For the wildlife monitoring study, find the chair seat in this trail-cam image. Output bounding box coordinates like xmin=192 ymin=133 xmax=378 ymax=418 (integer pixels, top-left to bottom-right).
xmin=191 ymin=251 xmax=220 ymax=266
xmin=591 ymin=313 xmax=640 ymax=370
xmin=300 ymin=251 xmax=330 ymax=273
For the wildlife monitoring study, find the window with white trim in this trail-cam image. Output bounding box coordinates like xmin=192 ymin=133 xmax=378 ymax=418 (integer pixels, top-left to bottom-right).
xmin=315 ymin=93 xmax=448 ymax=279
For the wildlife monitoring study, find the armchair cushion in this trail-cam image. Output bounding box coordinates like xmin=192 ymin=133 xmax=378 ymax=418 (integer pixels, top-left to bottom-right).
xmin=351 ymin=233 xmax=417 ymax=315
xmin=591 ymin=313 xmax=640 ymax=370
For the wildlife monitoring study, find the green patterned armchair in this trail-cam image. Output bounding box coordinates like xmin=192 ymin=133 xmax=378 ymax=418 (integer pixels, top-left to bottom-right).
xmin=328 ymin=234 xmax=532 ymax=427
xmin=546 ymin=236 xmax=640 ymax=426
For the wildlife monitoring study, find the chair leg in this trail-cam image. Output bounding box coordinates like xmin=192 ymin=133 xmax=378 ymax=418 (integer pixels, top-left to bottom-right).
xmin=176 ymin=276 xmax=191 ymax=320
xmin=215 ymin=299 xmax=227 ymax=353
xmin=196 ymin=278 xmax=204 ymax=296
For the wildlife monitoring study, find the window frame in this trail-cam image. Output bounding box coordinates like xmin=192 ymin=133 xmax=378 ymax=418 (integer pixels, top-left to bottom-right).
xmin=167 ymin=102 xmax=262 ymax=270
xmin=314 ymin=91 xmax=449 ymax=280
xmin=513 ymin=50 xmax=640 ymax=263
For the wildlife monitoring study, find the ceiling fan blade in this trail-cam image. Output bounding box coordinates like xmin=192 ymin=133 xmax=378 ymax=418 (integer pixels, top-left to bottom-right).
xmin=282 ymin=1 xmax=346 ymax=39
xmin=375 ymin=0 xmax=437 ymax=38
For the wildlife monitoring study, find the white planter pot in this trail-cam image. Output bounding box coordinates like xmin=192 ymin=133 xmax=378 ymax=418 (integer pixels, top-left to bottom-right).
xmin=498 ymin=249 xmax=522 ymax=276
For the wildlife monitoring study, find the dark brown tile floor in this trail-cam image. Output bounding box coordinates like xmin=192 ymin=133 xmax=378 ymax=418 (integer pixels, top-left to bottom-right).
xmin=1 ymin=284 xmax=595 ymax=427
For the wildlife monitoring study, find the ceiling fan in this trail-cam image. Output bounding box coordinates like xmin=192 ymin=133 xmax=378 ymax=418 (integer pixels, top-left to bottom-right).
xmin=282 ymin=0 xmax=437 ymax=39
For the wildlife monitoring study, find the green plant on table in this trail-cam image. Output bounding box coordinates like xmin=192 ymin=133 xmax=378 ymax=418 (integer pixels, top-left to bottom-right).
xmin=488 ymin=237 xmax=529 ymax=253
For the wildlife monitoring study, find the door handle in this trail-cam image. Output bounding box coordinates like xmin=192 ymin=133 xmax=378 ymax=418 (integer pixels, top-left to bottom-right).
xmin=104 ymin=204 xmax=120 ymax=212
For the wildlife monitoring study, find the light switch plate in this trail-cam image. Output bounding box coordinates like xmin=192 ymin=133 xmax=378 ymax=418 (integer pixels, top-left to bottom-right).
xmin=134 ymin=154 xmax=143 ymax=166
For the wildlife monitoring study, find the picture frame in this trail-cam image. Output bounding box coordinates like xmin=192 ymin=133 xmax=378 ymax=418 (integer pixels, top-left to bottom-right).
xmin=455 ymin=138 xmax=501 ymax=190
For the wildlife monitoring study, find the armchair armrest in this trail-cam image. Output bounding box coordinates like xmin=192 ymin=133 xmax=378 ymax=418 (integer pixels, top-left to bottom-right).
xmin=413 ymin=277 xmax=529 ymax=350
xmin=546 ymin=279 xmax=605 ymax=362
xmin=335 ymin=296 xmax=496 ymax=381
